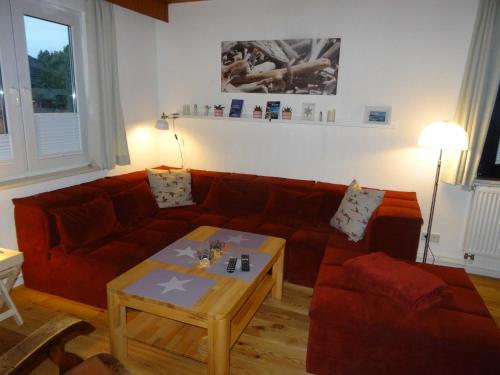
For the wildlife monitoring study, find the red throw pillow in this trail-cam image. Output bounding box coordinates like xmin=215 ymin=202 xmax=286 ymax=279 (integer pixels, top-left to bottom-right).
xmin=51 ymin=194 xmax=120 ymax=250
xmin=203 ymin=179 xmax=249 ymax=215
xmin=111 ymin=181 xmax=159 ymax=226
xmin=263 ymin=187 xmax=324 ymax=220
xmin=343 ymin=252 xmax=447 ymax=310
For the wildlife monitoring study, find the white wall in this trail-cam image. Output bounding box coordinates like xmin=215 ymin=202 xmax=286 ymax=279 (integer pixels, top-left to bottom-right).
xmin=110 ymin=5 xmax=160 ymax=175
xmin=0 ymin=0 xmax=483 ymax=273
xmin=155 ymin=0 xmax=479 ymax=266
xmin=0 ymin=4 xmax=159 ymax=250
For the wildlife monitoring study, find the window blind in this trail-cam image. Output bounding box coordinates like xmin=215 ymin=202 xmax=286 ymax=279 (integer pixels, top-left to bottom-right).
xmin=0 ymin=134 xmax=12 ymax=160
xmin=34 ymin=113 xmax=82 ymax=156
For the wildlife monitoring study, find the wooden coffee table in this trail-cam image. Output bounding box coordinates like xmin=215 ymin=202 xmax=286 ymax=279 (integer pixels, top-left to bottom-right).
xmin=107 ymin=226 xmax=285 ymax=375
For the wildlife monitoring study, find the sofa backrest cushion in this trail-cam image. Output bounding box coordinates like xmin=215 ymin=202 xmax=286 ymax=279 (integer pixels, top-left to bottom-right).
xmin=13 ymin=185 xmax=107 ymax=253
xmin=190 ymin=169 xmax=228 ymax=203
xmin=314 ymin=182 xmax=347 ymax=222
xmin=82 ymin=178 xmax=130 ymax=195
xmin=203 ymin=178 xmax=251 ymax=215
xmin=110 ymin=170 xmax=149 ymax=185
xmin=111 ymin=181 xmax=159 ymax=226
xmin=50 ymin=194 xmax=120 ymax=251
xmin=264 ymin=186 xmax=325 ymax=221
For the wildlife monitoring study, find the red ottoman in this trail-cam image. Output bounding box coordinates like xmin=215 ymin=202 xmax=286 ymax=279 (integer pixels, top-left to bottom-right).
xmin=306 ymin=247 xmax=500 ymax=375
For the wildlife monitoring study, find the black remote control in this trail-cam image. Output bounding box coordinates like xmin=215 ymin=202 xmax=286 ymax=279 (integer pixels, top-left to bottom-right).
xmin=241 ymin=254 xmax=250 ymax=272
xmin=227 ymin=257 xmax=237 ymax=273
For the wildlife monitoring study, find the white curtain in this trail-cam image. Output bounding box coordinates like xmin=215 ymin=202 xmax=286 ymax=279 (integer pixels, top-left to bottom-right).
xmin=441 ymin=0 xmax=500 ymax=186
xmin=85 ymin=0 xmax=130 ymax=169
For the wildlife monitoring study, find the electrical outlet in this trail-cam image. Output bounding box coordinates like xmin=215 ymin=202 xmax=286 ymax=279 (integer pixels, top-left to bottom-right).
xmin=421 ymin=232 xmax=440 ymax=243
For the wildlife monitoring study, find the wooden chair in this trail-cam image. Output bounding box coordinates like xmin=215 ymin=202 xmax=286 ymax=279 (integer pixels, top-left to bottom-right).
xmin=0 ymin=314 xmax=131 ymax=374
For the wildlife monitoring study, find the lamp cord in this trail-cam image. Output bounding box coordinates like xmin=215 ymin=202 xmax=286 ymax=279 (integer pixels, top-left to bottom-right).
xmin=174 ymin=133 xmax=184 ymax=169
xmin=172 ymin=118 xmax=184 ymax=169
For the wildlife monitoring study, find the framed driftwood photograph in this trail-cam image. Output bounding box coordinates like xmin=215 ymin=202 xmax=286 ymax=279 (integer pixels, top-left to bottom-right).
xmin=221 ymin=38 xmax=341 ymax=95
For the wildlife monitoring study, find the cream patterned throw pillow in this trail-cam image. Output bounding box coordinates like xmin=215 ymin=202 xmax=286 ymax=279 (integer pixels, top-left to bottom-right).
xmin=146 ymin=168 xmax=195 ymax=208
xmin=330 ymin=180 xmax=385 ymax=242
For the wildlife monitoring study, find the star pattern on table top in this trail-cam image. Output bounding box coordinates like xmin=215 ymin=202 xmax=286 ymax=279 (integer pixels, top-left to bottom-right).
xmin=226 ymin=234 xmax=248 ymax=244
xmin=156 ymin=276 xmax=192 ymax=294
xmin=173 ymin=246 xmax=196 ymax=259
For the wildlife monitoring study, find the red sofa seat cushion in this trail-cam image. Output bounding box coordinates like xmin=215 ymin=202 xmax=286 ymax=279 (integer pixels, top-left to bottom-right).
xmin=111 ymin=181 xmax=159 ymax=226
xmin=307 ymin=247 xmax=500 ymax=375
xmin=343 ymin=252 xmax=446 ymax=310
xmin=50 ymin=195 xmax=120 ymax=250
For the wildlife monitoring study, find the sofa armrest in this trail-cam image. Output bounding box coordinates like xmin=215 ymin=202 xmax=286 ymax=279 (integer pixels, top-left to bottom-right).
xmin=365 ymin=197 xmax=423 ymax=261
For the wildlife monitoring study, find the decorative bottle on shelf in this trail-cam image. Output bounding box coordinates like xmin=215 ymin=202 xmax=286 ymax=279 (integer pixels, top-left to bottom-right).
xmin=193 ymin=104 xmax=198 ymax=116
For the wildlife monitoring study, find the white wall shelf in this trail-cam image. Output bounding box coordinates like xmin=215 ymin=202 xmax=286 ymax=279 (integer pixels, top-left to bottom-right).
xmin=178 ymin=114 xmax=396 ymax=129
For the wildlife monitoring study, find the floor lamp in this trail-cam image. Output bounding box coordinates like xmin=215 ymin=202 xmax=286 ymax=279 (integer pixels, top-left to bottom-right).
xmin=418 ymin=121 xmax=469 ymax=263
xmin=156 ymin=112 xmax=184 ymax=168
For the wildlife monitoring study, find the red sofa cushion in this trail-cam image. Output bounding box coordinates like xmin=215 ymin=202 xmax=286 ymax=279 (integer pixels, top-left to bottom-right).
xmin=203 ymin=179 xmax=249 ymax=215
xmin=343 ymin=252 xmax=447 ymax=310
xmin=111 ymin=181 xmax=159 ymax=226
xmin=50 ymin=195 xmax=120 ymax=250
xmin=308 ymin=248 xmax=500 ymax=375
xmin=264 ymin=187 xmax=324 ymax=225
xmin=190 ymin=169 xmax=228 ymax=203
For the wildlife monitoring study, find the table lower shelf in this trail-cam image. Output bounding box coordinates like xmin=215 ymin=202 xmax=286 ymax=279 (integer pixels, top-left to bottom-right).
xmin=126 ymin=275 xmax=274 ymax=363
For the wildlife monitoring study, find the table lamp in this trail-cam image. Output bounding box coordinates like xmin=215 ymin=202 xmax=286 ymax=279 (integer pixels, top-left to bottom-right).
xmin=418 ymin=121 xmax=469 ymax=263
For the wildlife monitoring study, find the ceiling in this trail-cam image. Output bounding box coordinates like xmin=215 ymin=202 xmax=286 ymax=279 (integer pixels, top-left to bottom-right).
xmin=107 ymin=0 xmax=206 ymax=22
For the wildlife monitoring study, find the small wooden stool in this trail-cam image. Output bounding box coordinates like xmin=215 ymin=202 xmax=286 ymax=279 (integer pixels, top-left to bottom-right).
xmin=0 ymin=248 xmax=23 ymax=325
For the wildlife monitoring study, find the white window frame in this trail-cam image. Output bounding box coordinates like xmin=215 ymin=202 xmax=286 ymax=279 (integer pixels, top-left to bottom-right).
xmin=0 ymin=0 xmax=88 ymax=181
xmin=0 ymin=0 xmax=28 ymax=177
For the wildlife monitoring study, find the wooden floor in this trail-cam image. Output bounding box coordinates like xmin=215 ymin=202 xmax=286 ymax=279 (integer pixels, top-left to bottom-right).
xmin=0 ymin=282 xmax=313 ymax=374
xmin=1 ymin=276 xmax=499 ymax=375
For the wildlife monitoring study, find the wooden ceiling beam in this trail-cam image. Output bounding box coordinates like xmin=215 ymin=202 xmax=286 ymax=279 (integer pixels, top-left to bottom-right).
xmin=107 ymin=0 xmax=205 ymax=22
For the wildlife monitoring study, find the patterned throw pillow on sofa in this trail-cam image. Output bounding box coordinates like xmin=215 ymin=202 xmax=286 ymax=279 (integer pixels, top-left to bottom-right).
xmin=330 ymin=180 xmax=385 ymax=242
xmin=146 ymin=168 xmax=195 ymax=208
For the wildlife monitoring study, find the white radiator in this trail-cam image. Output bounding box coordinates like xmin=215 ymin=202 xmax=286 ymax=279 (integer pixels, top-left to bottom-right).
xmin=463 ymin=186 xmax=500 ymax=259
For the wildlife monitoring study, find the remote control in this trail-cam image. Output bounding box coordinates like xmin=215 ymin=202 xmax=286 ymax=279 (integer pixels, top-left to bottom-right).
xmin=241 ymin=254 xmax=250 ymax=272
xmin=227 ymin=257 xmax=237 ymax=273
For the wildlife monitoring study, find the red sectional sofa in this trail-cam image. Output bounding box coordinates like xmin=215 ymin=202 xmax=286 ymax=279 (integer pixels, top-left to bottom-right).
xmin=307 ymin=247 xmax=500 ymax=375
xmin=12 ymin=167 xmax=423 ymax=308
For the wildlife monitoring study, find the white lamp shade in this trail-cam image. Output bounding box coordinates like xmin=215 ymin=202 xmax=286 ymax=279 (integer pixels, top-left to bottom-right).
xmin=155 ymin=119 xmax=169 ymax=130
xmin=418 ymin=121 xmax=469 ymax=151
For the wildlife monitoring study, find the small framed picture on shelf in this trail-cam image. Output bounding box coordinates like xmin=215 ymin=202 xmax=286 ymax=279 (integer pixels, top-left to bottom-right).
xmin=265 ymin=101 xmax=281 ymax=120
xmin=229 ymin=99 xmax=244 ymax=118
xmin=301 ymin=103 xmax=316 ymax=121
xmin=364 ymin=106 xmax=392 ymax=125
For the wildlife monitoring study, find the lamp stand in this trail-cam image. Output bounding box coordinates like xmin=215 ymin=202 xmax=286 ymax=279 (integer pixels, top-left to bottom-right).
xmin=423 ymin=149 xmax=443 ymax=263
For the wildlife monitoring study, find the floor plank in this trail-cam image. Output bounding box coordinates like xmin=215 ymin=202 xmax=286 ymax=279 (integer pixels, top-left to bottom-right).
xmin=0 ymin=275 xmax=498 ymax=374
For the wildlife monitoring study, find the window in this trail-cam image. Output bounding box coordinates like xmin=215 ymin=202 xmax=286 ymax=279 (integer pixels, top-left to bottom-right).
xmin=0 ymin=0 xmax=87 ymax=180
xmin=477 ymin=84 xmax=500 ymax=180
